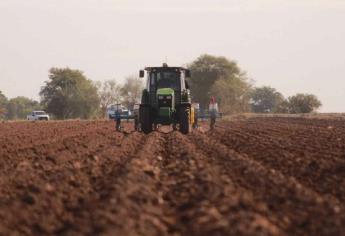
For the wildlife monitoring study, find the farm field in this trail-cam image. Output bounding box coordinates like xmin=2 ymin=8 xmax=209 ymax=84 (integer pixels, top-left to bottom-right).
xmin=0 ymin=118 xmax=345 ymax=236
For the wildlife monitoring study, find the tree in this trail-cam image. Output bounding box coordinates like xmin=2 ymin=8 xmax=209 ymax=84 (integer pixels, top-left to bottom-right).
xmin=6 ymin=97 xmax=41 ymax=120
xmin=250 ymin=86 xmax=285 ymax=113
xmin=188 ymin=54 xmax=252 ymax=114
xmin=121 ymin=76 xmax=144 ymax=110
xmin=211 ymin=77 xmax=252 ymax=114
xmin=275 ymin=100 xmax=290 ymax=114
xmin=288 ymin=93 xmax=322 ymax=113
xmin=40 ymin=68 xmax=100 ymax=119
xmin=95 ymin=79 xmax=122 ymax=118
xmin=0 ymin=91 xmax=8 ymax=119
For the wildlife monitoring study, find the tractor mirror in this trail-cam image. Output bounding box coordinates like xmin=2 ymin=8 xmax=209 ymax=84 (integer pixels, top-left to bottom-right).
xmin=139 ymin=70 xmax=145 ymax=78
xmin=185 ymin=70 xmax=191 ymax=78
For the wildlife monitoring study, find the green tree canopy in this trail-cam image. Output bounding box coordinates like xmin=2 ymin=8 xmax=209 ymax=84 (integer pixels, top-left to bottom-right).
xmin=250 ymin=86 xmax=285 ymax=113
xmin=188 ymin=54 xmax=251 ymax=113
xmin=0 ymin=91 xmax=8 ymax=119
xmin=6 ymin=96 xmax=41 ymax=120
xmin=40 ymin=68 xmax=100 ymax=119
xmin=275 ymin=100 xmax=290 ymax=114
xmin=211 ymin=77 xmax=252 ymax=114
xmin=121 ymin=76 xmax=144 ymax=110
xmin=288 ymin=93 xmax=322 ymax=113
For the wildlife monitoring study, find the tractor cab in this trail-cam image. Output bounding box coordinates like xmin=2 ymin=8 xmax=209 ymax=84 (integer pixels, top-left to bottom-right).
xmin=139 ymin=63 xmax=194 ymax=134
xmin=144 ymin=65 xmax=189 ymax=91
xmin=140 ymin=63 xmax=190 ymax=104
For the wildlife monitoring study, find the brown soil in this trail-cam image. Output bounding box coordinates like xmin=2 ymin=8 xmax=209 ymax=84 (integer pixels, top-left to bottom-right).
xmin=0 ymin=118 xmax=344 ymax=236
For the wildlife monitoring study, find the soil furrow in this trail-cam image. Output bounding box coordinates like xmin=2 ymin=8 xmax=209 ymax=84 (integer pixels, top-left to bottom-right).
xmin=0 ymin=128 xmax=143 ymax=235
xmin=161 ymin=131 xmax=285 ymax=236
xmin=1 ymin=118 xmax=345 ymax=236
xmin=213 ymin=121 xmax=345 ymax=202
xmin=189 ymin=130 xmax=345 ymax=236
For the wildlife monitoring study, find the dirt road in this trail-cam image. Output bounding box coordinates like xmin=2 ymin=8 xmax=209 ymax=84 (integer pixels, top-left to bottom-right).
xmin=0 ymin=118 xmax=344 ymax=235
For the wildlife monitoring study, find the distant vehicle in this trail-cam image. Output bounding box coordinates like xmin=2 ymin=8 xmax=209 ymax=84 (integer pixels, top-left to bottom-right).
xmin=27 ymin=111 xmax=50 ymax=121
xmin=107 ymin=104 xmax=132 ymax=119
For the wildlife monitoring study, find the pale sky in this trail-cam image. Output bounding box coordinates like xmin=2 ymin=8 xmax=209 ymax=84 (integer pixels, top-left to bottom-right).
xmin=0 ymin=0 xmax=344 ymax=112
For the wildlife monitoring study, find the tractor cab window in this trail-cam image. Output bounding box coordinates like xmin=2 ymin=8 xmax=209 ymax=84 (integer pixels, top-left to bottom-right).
xmin=149 ymin=71 xmax=181 ymax=91
xmin=180 ymin=71 xmax=186 ymax=90
xmin=146 ymin=75 xmax=151 ymax=92
xmin=148 ymin=73 xmax=154 ymax=91
xmin=157 ymin=72 xmax=180 ymax=90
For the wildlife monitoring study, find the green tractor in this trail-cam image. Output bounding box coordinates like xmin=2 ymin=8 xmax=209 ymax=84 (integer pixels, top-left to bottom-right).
xmin=139 ymin=63 xmax=195 ymax=134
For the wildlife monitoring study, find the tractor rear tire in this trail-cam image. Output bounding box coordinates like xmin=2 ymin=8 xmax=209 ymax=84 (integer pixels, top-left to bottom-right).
xmin=140 ymin=106 xmax=152 ymax=134
xmin=179 ymin=107 xmax=190 ymax=134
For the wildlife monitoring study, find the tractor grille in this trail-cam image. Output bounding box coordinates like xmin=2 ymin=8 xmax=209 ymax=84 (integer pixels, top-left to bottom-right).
xmin=150 ymin=91 xmax=181 ymax=106
xmin=158 ymin=97 xmax=173 ymax=107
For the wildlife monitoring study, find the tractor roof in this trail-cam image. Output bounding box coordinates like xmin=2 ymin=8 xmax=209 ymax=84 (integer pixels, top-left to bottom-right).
xmin=144 ymin=63 xmax=188 ymax=72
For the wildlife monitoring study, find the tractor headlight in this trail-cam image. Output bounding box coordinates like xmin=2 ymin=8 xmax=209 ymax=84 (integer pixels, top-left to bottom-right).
xmin=158 ymin=96 xmax=164 ymax=100
xmin=166 ymin=96 xmax=172 ymax=100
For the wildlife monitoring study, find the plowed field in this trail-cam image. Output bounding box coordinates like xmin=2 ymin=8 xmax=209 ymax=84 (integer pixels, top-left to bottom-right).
xmin=0 ymin=118 xmax=344 ymax=236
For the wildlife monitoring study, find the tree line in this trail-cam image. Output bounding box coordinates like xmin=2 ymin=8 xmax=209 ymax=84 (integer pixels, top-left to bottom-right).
xmin=0 ymin=68 xmax=144 ymax=120
xmin=0 ymin=54 xmax=322 ymax=120
xmin=188 ymin=54 xmax=321 ymax=114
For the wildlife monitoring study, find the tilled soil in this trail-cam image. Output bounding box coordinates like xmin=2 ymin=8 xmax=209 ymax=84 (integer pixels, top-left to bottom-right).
xmin=0 ymin=118 xmax=344 ymax=236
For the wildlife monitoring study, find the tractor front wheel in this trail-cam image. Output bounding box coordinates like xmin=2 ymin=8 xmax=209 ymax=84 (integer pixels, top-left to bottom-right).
xmin=140 ymin=106 xmax=152 ymax=134
xmin=179 ymin=107 xmax=190 ymax=134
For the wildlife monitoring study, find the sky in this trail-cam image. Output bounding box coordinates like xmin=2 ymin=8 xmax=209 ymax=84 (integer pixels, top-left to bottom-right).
xmin=0 ymin=0 xmax=344 ymax=112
